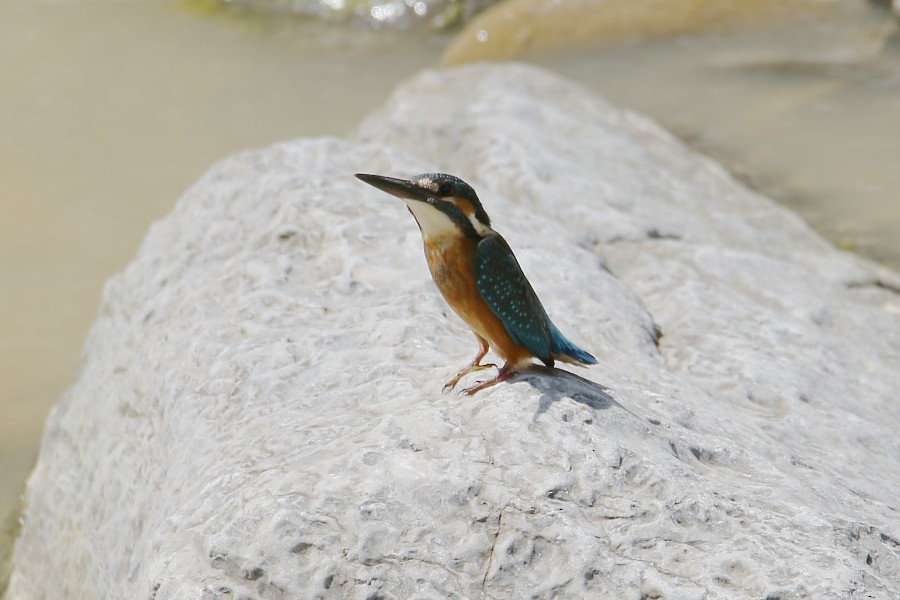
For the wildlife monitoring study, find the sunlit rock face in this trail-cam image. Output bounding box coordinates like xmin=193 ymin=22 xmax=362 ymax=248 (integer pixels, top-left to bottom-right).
xmin=441 ymin=0 xmax=852 ymax=63
xmin=8 ymin=64 xmax=900 ymax=599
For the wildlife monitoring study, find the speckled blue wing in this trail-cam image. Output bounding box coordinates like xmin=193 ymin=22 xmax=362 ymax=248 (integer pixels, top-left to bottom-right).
xmin=475 ymin=235 xmax=555 ymax=365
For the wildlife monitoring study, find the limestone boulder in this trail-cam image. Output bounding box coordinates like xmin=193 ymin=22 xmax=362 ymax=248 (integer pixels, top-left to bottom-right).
xmin=8 ymin=64 xmax=900 ymax=599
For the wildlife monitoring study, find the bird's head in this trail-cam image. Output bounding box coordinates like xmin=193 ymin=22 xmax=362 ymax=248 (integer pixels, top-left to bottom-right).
xmin=356 ymin=172 xmax=492 ymax=240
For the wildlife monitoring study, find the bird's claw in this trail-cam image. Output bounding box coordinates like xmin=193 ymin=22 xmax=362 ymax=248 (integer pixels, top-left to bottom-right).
xmin=443 ymin=363 xmax=497 ymax=394
xmin=457 ymin=366 xmax=516 ymax=396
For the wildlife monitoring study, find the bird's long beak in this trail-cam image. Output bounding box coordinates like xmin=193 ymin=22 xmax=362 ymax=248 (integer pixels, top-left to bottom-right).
xmin=355 ymin=173 xmax=430 ymax=202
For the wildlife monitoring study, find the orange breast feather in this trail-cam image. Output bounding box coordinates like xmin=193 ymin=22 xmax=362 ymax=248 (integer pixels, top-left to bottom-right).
xmin=424 ymin=237 xmax=532 ymax=366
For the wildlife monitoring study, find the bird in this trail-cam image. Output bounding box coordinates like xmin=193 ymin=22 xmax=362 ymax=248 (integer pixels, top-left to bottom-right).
xmin=355 ymin=172 xmax=597 ymax=395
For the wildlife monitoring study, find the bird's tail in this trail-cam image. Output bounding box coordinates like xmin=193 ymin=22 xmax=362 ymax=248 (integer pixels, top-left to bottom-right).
xmin=548 ymin=322 xmax=598 ymax=366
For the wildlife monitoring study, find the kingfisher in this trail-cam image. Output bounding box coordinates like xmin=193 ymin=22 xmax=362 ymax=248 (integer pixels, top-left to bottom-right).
xmin=355 ymin=172 xmax=597 ymax=395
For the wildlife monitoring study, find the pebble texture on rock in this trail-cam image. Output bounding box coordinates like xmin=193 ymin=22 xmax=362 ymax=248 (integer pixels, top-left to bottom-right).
xmin=9 ymin=64 xmax=900 ymax=599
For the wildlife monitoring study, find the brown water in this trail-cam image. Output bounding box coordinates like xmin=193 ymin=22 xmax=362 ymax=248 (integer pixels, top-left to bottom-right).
xmin=2 ymin=0 xmax=899 ymax=585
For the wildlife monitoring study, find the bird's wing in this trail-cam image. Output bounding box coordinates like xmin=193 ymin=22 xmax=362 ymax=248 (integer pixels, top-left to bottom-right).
xmin=475 ymin=234 xmax=554 ymax=364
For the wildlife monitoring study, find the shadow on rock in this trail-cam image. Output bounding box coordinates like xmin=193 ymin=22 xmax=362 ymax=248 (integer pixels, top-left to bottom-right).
xmin=514 ymin=366 xmax=621 ymax=418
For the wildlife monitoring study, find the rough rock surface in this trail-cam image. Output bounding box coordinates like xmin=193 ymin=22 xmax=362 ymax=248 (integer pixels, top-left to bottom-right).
xmin=9 ymin=64 xmax=900 ymax=599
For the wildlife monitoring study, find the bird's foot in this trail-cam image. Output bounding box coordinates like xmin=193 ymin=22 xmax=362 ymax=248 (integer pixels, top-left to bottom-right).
xmin=443 ymin=363 xmax=497 ymax=394
xmin=459 ymin=366 xmax=515 ymax=396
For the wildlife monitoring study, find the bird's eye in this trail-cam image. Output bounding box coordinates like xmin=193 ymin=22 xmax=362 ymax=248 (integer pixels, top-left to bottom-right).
xmin=438 ymin=183 xmax=453 ymax=196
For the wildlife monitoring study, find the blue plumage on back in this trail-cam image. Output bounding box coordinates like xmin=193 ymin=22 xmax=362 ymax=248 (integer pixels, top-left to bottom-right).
xmin=547 ymin=321 xmax=598 ymax=365
xmin=475 ymin=235 xmax=596 ymax=367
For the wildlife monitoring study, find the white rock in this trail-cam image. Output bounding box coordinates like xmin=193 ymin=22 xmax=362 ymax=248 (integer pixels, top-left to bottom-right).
xmin=9 ymin=64 xmax=900 ymax=599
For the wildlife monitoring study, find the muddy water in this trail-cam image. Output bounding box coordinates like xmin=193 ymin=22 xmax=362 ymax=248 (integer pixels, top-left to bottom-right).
xmin=2 ymin=0 xmax=899 ymax=583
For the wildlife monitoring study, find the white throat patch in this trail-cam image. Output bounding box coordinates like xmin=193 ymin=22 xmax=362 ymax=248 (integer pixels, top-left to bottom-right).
xmin=404 ymin=200 xmax=458 ymax=239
